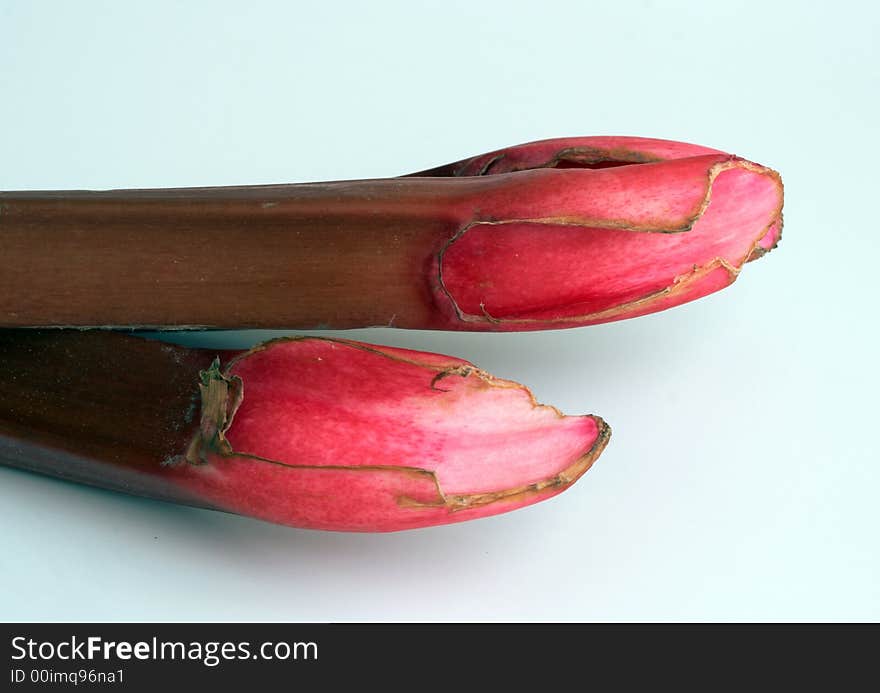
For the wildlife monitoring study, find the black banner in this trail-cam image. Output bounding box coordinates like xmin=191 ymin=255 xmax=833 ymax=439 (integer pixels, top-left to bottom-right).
xmin=1 ymin=623 xmax=874 ymax=689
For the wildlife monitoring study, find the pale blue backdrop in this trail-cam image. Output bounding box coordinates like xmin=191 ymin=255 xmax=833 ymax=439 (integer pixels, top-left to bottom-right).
xmin=1 ymin=0 xmax=876 ymax=620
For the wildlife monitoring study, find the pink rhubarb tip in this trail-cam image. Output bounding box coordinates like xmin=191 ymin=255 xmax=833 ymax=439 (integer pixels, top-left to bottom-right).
xmin=175 ymin=337 xmax=610 ymax=532
xmin=416 ymin=136 xmax=784 ymax=330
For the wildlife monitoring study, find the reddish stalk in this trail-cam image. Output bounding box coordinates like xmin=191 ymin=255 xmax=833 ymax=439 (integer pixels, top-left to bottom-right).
xmin=0 ymin=331 xmax=609 ymax=532
xmin=0 ymin=136 xmax=782 ymax=331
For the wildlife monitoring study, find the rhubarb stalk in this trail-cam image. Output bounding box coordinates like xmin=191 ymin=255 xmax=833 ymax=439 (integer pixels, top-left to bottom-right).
xmin=0 ymin=136 xmax=782 ymax=330
xmin=0 ymin=331 xmax=609 ymax=531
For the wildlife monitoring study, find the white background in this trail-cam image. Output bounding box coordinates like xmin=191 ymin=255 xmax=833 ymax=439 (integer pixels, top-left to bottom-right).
xmin=1 ymin=1 xmax=877 ymax=620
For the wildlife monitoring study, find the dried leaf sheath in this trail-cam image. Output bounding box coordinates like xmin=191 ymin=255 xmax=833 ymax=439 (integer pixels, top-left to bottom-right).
xmin=0 ymin=331 xmax=609 ymax=531
xmin=0 ymin=136 xmax=782 ymax=331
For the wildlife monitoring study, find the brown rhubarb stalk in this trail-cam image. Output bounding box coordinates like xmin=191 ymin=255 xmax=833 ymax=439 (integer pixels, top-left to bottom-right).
xmin=0 ymin=136 xmax=782 ymax=330
xmin=0 ymin=330 xmax=609 ymax=531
